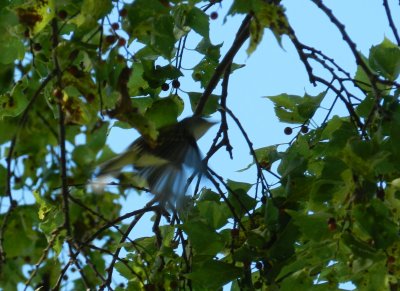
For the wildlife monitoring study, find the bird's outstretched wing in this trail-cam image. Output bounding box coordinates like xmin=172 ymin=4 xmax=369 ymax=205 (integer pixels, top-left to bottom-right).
xmin=92 ymin=117 xmax=214 ymax=199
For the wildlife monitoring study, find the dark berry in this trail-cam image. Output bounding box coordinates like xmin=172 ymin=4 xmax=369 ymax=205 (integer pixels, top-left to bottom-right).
xmin=119 ymin=8 xmax=128 ymax=18
xmin=68 ymin=66 xmax=80 ymax=77
xmin=377 ymin=188 xmax=385 ymax=201
xmin=170 ymin=281 xmax=179 ymax=289
xmin=161 ymin=83 xmax=169 ymax=91
xmin=8 ymin=97 xmax=14 ymax=107
xmin=117 ymin=38 xmax=126 ymax=47
xmin=105 ymin=35 xmax=117 ymax=44
xmin=111 ymin=23 xmax=119 ymax=30
xmin=68 ymin=49 xmax=79 ymax=61
xmin=231 ymin=228 xmax=239 ymax=237
xmin=328 ymin=217 xmax=337 ymax=231
xmin=24 ymin=256 xmax=31 ymax=263
xmin=387 ymin=256 xmax=395 ymax=265
xmin=284 ymin=127 xmax=292 ymax=135
xmin=172 ymin=79 xmax=180 ymax=89
xmin=116 ymin=54 xmax=125 ymax=62
xmin=170 ymin=240 xmax=179 ymax=249
xmin=254 ymin=281 xmax=263 ymax=289
xmin=144 ymin=284 xmax=156 ymax=291
xmin=301 ymin=125 xmax=309 ymax=133
xmin=33 ymin=43 xmax=42 ymax=51
xmin=260 ymin=195 xmax=267 ymax=204
xmin=210 ymin=11 xmax=218 ymax=20
xmin=58 ymin=10 xmax=68 ymax=20
xmin=24 ymin=29 xmax=30 ymax=38
xmin=86 ymin=93 xmax=95 ymax=103
xmin=53 ymin=88 xmax=63 ymax=99
xmin=255 ymin=261 xmax=263 ymax=270
xmin=260 ymin=161 xmax=271 ymax=170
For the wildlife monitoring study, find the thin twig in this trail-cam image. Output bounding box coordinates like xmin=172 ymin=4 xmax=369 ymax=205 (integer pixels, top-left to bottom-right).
xmin=51 ymin=18 xmax=71 ymax=237
xmin=383 ymin=0 xmax=400 ymax=45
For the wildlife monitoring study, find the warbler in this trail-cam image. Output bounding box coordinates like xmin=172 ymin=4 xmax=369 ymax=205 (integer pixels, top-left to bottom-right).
xmin=95 ymin=116 xmax=215 ymax=201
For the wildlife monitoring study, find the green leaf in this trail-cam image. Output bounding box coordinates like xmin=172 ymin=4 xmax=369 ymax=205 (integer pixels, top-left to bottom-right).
xmin=342 ymin=139 xmax=379 ymax=180
xmin=264 ymin=198 xmax=279 ymax=228
xmin=355 ymin=93 xmax=375 ymax=117
xmin=309 ymin=157 xmax=348 ymax=204
xmin=228 ymin=0 xmax=252 ymax=15
xmin=247 ymin=17 xmax=265 ymax=55
xmin=72 ymin=0 xmax=112 ymax=33
xmin=2 ymin=205 xmax=46 ymax=259
xmin=197 ymin=200 xmax=230 ymax=229
xmin=152 ymin=15 xmax=176 ymax=58
xmin=141 ymin=60 xmax=182 ymax=89
xmin=188 ymin=91 xmax=220 ymax=115
xmin=198 ymin=188 xmax=221 ymax=202
xmin=15 ymin=0 xmax=55 ymax=35
xmin=286 ymin=210 xmax=332 ymax=241
xmin=155 ymin=64 xmax=183 ymax=80
xmin=266 ymin=92 xmax=325 ymax=124
xmin=127 ymin=62 xmax=148 ymax=96
xmin=320 ymin=116 xmax=358 ymax=153
xmin=353 ymin=53 xmax=388 ymax=92
xmin=195 ymin=38 xmax=222 ymax=62
xmin=255 ymin=145 xmax=279 ymax=167
xmin=0 ymin=80 xmax=29 ymax=118
xmin=72 ymin=145 xmax=96 ymax=167
xmin=179 ymin=219 xmax=224 ymax=256
xmin=227 ymin=180 xmax=257 ymax=217
xmin=238 ymin=145 xmax=279 ymax=172
xmin=192 ymin=58 xmax=219 ymax=88
xmin=186 ymin=7 xmax=209 ymax=38
xmin=353 ymin=200 xmax=399 ymax=249
xmin=230 ymin=0 xmax=290 ymax=54
xmin=267 ymin=221 xmax=299 ymax=261
xmin=0 ymin=165 xmax=6 ymax=194
xmin=0 ymin=36 xmax=25 ymax=64
xmin=369 ymin=37 xmax=400 ymax=80
xmin=127 ymin=0 xmax=169 ymax=28
xmin=352 ymin=260 xmax=387 ymax=290
xmin=341 ymin=232 xmax=379 ymax=259
xmin=145 ymin=95 xmax=184 ymax=128
xmin=0 ymin=259 xmax=25 ymax=290
xmin=127 ymin=0 xmax=175 ymax=58
xmin=33 ymin=191 xmax=54 ymax=220
xmin=277 ymin=241 xmax=336 ymax=283
xmin=279 ymin=269 xmax=314 ymax=291
xmin=0 ymin=63 xmax=14 ymax=94
xmin=186 ymin=259 xmax=242 ymax=289
xmin=277 ymin=145 xmax=308 ymax=179
xmin=86 ymin=122 xmax=109 ymax=153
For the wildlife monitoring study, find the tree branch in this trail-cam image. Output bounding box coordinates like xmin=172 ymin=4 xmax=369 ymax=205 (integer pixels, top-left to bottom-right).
xmin=383 ymin=0 xmax=400 ymax=45
xmin=51 ymin=18 xmax=71 ymax=237
xmin=194 ymin=14 xmax=252 ymax=116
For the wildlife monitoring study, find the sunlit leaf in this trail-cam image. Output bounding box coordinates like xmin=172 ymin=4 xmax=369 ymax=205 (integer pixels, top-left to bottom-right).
xmin=267 ymin=92 xmax=325 ymax=124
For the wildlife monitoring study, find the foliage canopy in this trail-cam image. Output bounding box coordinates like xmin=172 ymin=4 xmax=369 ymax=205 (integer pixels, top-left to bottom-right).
xmin=1 ymin=0 xmax=400 ymax=290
